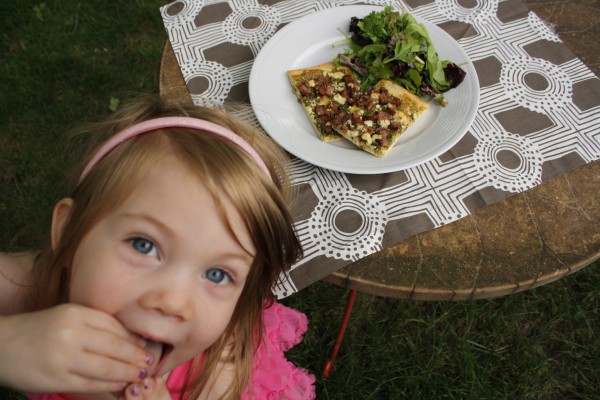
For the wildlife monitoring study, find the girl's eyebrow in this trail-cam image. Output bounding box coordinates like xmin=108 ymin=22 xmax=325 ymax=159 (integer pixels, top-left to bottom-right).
xmin=224 ymin=251 xmax=254 ymax=270
xmin=120 ymin=212 xmax=176 ymax=236
xmin=120 ymin=212 xmax=254 ymax=267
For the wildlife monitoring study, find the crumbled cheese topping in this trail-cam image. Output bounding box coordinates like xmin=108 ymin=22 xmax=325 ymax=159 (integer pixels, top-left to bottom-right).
xmin=333 ymin=93 xmax=346 ymax=104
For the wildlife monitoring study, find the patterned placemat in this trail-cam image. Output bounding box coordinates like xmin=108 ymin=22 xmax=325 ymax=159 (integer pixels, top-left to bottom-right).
xmin=160 ymin=0 xmax=600 ymax=298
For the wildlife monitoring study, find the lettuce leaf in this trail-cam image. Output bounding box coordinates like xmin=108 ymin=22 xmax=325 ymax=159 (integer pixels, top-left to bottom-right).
xmin=336 ymin=6 xmax=465 ymax=106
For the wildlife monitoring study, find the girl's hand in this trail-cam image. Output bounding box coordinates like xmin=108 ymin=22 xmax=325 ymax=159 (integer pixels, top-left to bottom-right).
xmin=0 ymin=303 xmax=152 ymax=394
xmin=120 ymin=376 xmax=171 ymax=400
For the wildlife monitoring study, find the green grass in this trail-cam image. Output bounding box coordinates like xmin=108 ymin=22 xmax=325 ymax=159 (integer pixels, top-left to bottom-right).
xmin=1 ymin=0 xmax=166 ymax=246
xmin=284 ymin=274 xmax=600 ymax=399
xmin=2 ymin=1 xmax=600 ymax=399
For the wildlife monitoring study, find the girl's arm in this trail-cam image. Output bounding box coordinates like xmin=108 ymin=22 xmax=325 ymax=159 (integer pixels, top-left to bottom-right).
xmin=0 ymin=252 xmax=35 ymax=314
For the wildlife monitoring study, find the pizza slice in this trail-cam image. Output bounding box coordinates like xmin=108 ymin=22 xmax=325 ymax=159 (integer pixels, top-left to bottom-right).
xmin=287 ymin=62 xmax=353 ymax=142
xmin=332 ymin=79 xmax=429 ymax=157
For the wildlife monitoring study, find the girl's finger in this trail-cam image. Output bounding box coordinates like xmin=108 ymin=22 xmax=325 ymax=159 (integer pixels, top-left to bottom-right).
xmin=125 ymin=383 xmax=142 ymax=399
xmin=123 ymin=376 xmax=171 ymax=400
xmin=84 ymin=309 xmax=147 ymax=347
xmin=81 ymin=326 xmax=152 ymax=369
xmin=71 ymin=351 xmax=147 ymax=385
xmin=54 ymin=374 xmax=129 ymax=395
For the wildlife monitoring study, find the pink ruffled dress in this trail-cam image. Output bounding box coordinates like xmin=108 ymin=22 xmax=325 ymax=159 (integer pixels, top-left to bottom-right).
xmin=242 ymin=301 xmax=315 ymax=399
xmin=26 ymin=302 xmax=315 ymax=400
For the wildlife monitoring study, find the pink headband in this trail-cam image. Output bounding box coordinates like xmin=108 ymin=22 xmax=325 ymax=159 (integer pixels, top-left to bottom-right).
xmin=79 ymin=116 xmax=272 ymax=182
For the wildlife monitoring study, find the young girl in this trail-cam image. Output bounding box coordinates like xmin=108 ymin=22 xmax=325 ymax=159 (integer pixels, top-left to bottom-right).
xmin=0 ymin=97 xmax=315 ymax=400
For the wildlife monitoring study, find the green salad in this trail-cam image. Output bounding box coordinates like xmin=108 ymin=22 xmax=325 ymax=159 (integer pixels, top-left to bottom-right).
xmin=335 ymin=6 xmax=466 ymax=106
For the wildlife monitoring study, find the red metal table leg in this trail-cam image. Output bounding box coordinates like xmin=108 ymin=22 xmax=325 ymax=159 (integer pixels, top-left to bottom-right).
xmin=322 ymin=289 xmax=357 ymax=378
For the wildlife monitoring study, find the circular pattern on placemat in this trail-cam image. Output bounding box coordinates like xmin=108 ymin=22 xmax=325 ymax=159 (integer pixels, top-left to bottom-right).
xmin=436 ymin=0 xmax=496 ymax=24
xmin=308 ymin=187 xmax=388 ymax=261
xmin=222 ymin=4 xmax=281 ymax=46
xmin=474 ymin=131 xmax=543 ymax=192
xmin=160 ymin=0 xmax=205 ymax=30
xmin=500 ymin=56 xmax=572 ymax=113
xmin=180 ymin=60 xmax=233 ymax=105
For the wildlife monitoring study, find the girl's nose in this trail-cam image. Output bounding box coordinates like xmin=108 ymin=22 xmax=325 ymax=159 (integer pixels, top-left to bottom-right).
xmin=139 ymin=275 xmax=194 ymax=321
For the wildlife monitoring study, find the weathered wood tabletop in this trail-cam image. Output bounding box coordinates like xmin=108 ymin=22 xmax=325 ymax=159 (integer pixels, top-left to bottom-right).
xmin=159 ymin=0 xmax=600 ymax=301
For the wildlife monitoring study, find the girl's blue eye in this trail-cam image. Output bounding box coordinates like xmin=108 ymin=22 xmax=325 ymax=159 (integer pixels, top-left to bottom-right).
xmin=131 ymin=238 xmax=158 ymax=257
xmin=204 ymin=268 xmax=230 ymax=285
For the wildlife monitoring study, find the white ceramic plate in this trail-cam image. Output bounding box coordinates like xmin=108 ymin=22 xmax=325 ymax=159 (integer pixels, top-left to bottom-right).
xmin=249 ymin=5 xmax=479 ymax=174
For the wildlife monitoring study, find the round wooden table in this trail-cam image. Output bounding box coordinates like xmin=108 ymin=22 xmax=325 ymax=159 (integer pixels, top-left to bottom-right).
xmin=159 ymin=1 xmax=600 ymax=301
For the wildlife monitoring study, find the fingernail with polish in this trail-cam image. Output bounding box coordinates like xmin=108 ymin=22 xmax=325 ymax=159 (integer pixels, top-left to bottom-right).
xmin=130 ymin=384 xmax=140 ymax=397
xmin=143 ymin=378 xmax=152 ymax=390
xmin=146 ymin=353 xmax=154 ymax=365
xmin=139 ymin=369 xmax=148 ymax=380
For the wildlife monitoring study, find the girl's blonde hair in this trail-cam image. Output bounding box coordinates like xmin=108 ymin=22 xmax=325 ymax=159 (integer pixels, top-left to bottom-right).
xmin=30 ymin=96 xmax=302 ymax=399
